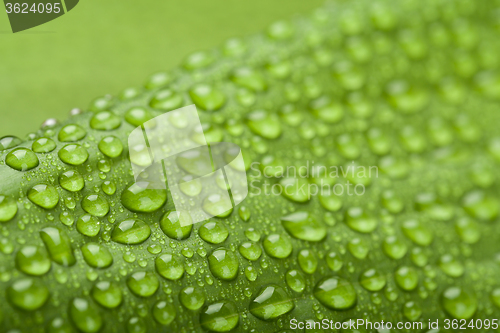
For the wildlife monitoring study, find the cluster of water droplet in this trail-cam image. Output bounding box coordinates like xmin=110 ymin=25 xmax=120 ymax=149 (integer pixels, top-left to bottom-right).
xmin=1 ymin=0 xmax=500 ymax=331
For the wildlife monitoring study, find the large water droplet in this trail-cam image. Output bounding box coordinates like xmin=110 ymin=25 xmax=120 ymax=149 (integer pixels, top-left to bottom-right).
xmin=90 ymin=111 xmax=121 ymax=130
xmin=59 ymin=170 xmax=84 ymax=192
xmin=6 ymin=148 xmax=39 ymax=171
xmin=82 ymin=194 xmax=109 ymax=217
xmin=238 ymin=242 xmax=262 ymax=261
xmin=179 ymin=286 xmax=205 ymax=311
xmin=7 ymin=278 xmax=49 ymax=311
xmin=81 ymin=243 xmax=113 ymax=268
xmin=359 ymin=268 xmax=386 ymax=291
xmin=91 ymin=281 xmax=122 ymax=308
xmin=127 ymin=271 xmax=159 ymax=297
xmin=98 ymin=136 xmax=123 ymax=158
xmin=280 ymin=211 xmax=327 ymax=242
xmin=199 ymin=221 xmax=229 ymax=244
xmin=58 ymin=124 xmax=86 ymax=142
xmin=249 ymin=284 xmax=294 ymax=320
xmin=0 ymin=195 xmax=18 ymax=222
xmin=111 ymin=219 xmax=151 ymax=245
xmin=160 ymin=210 xmax=192 ymax=240
xmin=200 ymin=301 xmax=239 ymax=332
xmin=345 ymin=207 xmax=378 ymax=233
xmin=40 ymin=227 xmax=76 ymax=266
xmin=441 ymin=287 xmax=477 ymax=319
xmin=15 ymin=245 xmax=51 ymax=276
xmin=155 ymin=253 xmax=184 ymax=280
xmin=149 ymin=89 xmax=183 ymax=111
xmin=121 ymin=183 xmax=167 ymax=213
xmin=208 ymin=247 xmax=239 ymax=281
xmin=68 ymin=297 xmax=103 ymax=333
xmin=394 ymin=266 xmax=418 ymax=291
xmin=313 ymin=276 xmax=357 ymax=310
xmin=263 ymin=234 xmax=292 ymax=259
xmin=401 ymin=219 xmax=433 ymax=246
xmin=189 ymin=84 xmax=226 ymax=111
xmin=28 ymin=184 xmax=59 ymax=209
xmin=246 ymin=110 xmax=282 ymax=139
xmin=58 ymin=144 xmax=89 ymax=165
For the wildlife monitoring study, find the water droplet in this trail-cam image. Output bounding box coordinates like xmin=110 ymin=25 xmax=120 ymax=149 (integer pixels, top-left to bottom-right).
xmin=333 ymin=61 xmax=365 ymax=90
xmin=238 ymin=242 xmax=262 ymax=261
xmin=263 ymin=234 xmax=292 ymax=259
xmin=91 ymin=281 xmax=122 ymax=308
xmin=381 ymin=190 xmax=403 ymax=213
xmin=245 ymin=228 xmax=261 ymax=242
xmin=102 ymin=181 xmax=116 ymax=195
xmin=7 ymin=278 xmax=49 ymax=311
xmin=112 ymin=219 xmax=151 ymax=245
xmin=152 ymin=301 xmax=176 ymax=326
xmin=326 ymin=252 xmax=343 ymax=271
xmin=127 ymin=317 xmax=146 ymax=333
xmin=59 ymin=170 xmax=84 ymax=192
xmin=441 ymin=287 xmax=477 ymax=319
xmin=309 ymin=96 xmax=344 ymax=123
xmin=347 ymin=238 xmax=369 ymax=259
xmin=127 ymin=271 xmax=159 ymax=297
xmin=403 ymin=301 xmax=422 ymax=321
xmin=155 ymin=253 xmax=184 ymax=280
xmin=183 ymin=51 xmax=214 ymax=70
xmin=238 ymin=206 xmax=250 ymax=221
xmin=439 ymin=254 xmax=464 ymax=278
xmin=81 ymin=243 xmax=113 ymax=268
xmin=149 ymin=89 xmax=183 ymax=111
xmin=285 ymin=269 xmax=305 ymax=293
xmin=90 ymin=111 xmax=121 ymax=130
xmin=455 ymin=217 xmax=480 ymax=244
xmin=345 ymin=207 xmax=377 ymax=233
xmin=0 ymin=195 xmax=18 ymax=222
xmin=313 ymin=276 xmax=357 ymax=310
xmin=58 ymin=124 xmax=86 ymax=142
xmin=385 ymin=80 xmax=429 ymax=114
xmin=58 ymin=144 xmax=89 ymax=165
xmin=246 ymin=110 xmax=281 ymax=139
xmin=98 ymin=136 xmax=123 ymax=158
xmin=15 ymin=245 xmax=51 ymax=276
xmin=382 ymin=236 xmax=407 ymax=259
xmin=281 ymin=211 xmax=327 ymax=242
xmin=267 ymin=20 xmax=294 ymax=40
xmin=200 ymin=301 xmax=239 ymax=332
xmin=298 ymin=249 xmax=318 ymax=274
xmin=199 ymin=221 xmax=229 ymax=244
xmin=359 ymin=268 xmax=386 ymax=291
xmin=81 ymin=194 xmax=109 ymax=217
xmin=6 ymin=148 xmax=39 ymax=171
xmin=279 ymin=177 xmax=310 ymax=203
xmin=202 ymin=194 xmax=233 ymax=217
xmin=0 ymin=135 xmax=22 ymax=150
xmin=68 ymin=297 xmax=103 ymax=333
xmin=366 ymin=128 xmax=392 ymax=156
xmin=223 ymin=38 xmax=247 ymax=57
xmin=121 ymin=183 xmax=167 ymax=213
xmin=249 ymin=284 xmax=294 ymax=320
xmin=160 ymin=210 xmax=192 ymax=240
xmin=28 ymin=184 xmax=59 ymax=209
xmin=189 ymin=84 xmax=226 ymax=111
xmin=394 ymin=266 xmax=418 ymax=291
xmin=461 ymin=190 xmax=499 ymax=221
xmin=208 ymin=247 xmax=239 ymax=281
xmin=401 ymin=219 xmax=433 ymax=246
xmin=179 ymin=286 xmax=205 ymax=311
xmin=40 ymin=227 xmax=76 ymax=266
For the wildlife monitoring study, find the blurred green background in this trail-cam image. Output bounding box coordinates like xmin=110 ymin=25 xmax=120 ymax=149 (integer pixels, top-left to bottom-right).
xmin=0 ymin=0 xmax=323 ymax=137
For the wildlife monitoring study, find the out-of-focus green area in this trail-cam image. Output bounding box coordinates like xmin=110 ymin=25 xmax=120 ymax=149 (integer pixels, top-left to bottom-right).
xmin=0 ymin=0 xmax=323 ymax=137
